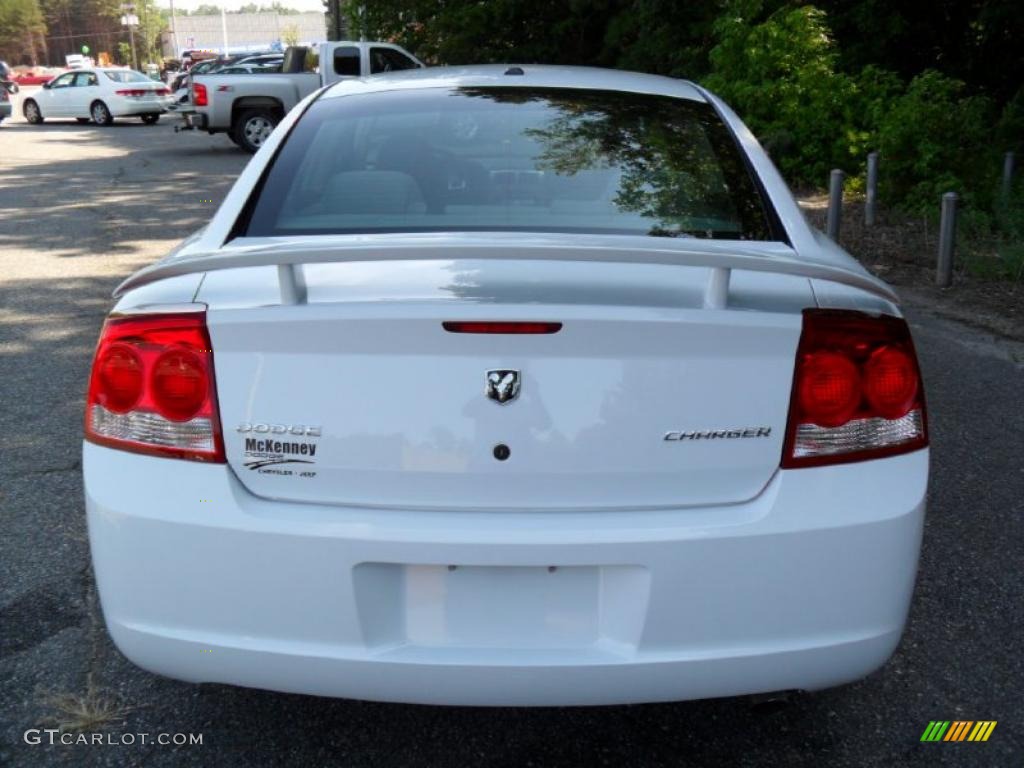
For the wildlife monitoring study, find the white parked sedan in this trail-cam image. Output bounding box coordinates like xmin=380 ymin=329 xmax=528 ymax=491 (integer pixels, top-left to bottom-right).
xmin=84 ymin=66 xmax=929 ymax=706
xmin=23 ymin=68 xmax=172 ymax=125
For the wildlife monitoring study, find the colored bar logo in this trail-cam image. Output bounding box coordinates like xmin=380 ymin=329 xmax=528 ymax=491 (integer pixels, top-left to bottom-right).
xmin=920 ymin=721 xmax=997 ymax=742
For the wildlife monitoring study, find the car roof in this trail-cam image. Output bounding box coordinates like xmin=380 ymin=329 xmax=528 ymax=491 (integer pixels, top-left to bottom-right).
xmin=321 ymin=64 xmax=706 ymax=102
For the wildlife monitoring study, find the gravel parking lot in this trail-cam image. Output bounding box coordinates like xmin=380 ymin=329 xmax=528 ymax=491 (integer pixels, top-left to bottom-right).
xmin=1 ymin=103 xmax=1022 ymax=767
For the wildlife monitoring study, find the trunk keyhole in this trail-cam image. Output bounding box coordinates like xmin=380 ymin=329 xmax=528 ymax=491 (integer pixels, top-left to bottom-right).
xmin=493 ymin=444 xmax=510 ymax=461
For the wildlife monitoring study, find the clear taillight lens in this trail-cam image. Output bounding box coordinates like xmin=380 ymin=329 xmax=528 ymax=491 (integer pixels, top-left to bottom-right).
xmin=85 ymin=311 xmax=225 ymax=462
xmin=782 ymin=309 xmax=928 ymax=468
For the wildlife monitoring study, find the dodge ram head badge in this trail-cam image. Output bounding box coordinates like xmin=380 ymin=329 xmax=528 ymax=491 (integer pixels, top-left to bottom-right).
xmin=486 ymin=370 xmax=520 ymax=404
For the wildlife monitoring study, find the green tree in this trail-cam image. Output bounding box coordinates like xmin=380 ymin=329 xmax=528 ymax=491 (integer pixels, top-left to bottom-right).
xmin=134 ymin=0 xmax=168 ymax=64
xmin=0 ymin=0 xmax=48 ymax=64
xmin=876 ymin=71 xmax=995 ymax=211
xmin=818 ymin=0 xmax=1024 ymax=105
xmin=268 ymin=1 xmax=300 ymax=14
xmin=39 ymin=0 xmax=121 ymax=66
xmin=280 ymin=22 xmax=300 ymax=47
xmin=704 ymin=1 xmax=862 ymax=184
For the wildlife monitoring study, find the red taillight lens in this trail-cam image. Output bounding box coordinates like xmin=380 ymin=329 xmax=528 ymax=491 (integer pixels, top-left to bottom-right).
xmin=782 ymin=309 xmax=927 ymax=468
xmin=95 ymin=344 xmax=143 ymax=413
xmin=156 ymin=87 xmax=170 ymax=95
xmin=152 ymin=349 xmax=209 ymax=421
xmin=115 ymin=88 xmax=147 ymax=97
xmin=796 ymin=351 xmax=861 ymax=428
xmin=863 ymin=345 xmax=918 ymax=419
xmin=85 ymin=311 xmax=224 ymax=462
xmin=193 ymin=82 xmax=208 ymax=107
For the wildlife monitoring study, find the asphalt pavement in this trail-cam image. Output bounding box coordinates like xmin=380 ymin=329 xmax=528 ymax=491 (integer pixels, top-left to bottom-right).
xmin=0 ymin=104 xmax=1021 ymax=768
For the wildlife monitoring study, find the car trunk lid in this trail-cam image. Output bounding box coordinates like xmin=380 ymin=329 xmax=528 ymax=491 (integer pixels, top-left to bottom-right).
xmin=200 ymin=253 xmax=811 ymax=510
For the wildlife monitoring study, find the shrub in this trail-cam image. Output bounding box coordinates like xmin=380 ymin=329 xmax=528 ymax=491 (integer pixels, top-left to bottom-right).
xmin=876 ymin=70 xmax=995 ymax=214
xmin=705 ymin=1 xmax=862 ymax=186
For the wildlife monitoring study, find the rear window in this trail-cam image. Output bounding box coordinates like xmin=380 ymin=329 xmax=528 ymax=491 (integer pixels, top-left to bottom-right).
xmin=333 ymin=47 xmax=360 ymax=77
xmin=244 ymin=87 xmax=774 ymax=240
xmin=370 ymin=47 xmax=419 ymax=74
xmin=103 ymin=70 xmax=152 ymax=83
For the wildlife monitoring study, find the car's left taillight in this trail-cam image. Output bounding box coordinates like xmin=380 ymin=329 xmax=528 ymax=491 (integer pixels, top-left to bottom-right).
xmin=85 ymin=311 xmax=225 ymax=462
xmin=781 ymin=308 xmax=928 ymax=468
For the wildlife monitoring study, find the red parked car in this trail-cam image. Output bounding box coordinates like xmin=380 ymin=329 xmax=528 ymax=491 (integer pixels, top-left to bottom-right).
xmin=14 ymin=69 xmax=57 ymax=86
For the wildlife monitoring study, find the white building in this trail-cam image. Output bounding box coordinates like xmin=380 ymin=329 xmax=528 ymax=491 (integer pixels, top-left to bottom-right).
xmin=161 ymin=12 xmax=330 ymax=57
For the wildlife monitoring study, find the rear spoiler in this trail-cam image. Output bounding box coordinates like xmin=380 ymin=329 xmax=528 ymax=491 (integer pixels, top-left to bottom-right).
xmin=113 ymin=240 xmax=899 ymax=307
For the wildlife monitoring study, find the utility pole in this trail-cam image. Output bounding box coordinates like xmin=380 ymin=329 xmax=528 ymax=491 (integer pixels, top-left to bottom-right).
xmin=120 ymin=5 xmax=139 ymax=70
xmin=169 ymin=0 xmax=179 ymax=58
xmin=220 ymin=6 xmax=229 ymax=57
xmin=326 ymin=0 xmax=344 ymax=41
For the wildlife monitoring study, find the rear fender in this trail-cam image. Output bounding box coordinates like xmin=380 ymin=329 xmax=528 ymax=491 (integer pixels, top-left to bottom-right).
xmin=231 ymin=96 xmax=286 ymax=124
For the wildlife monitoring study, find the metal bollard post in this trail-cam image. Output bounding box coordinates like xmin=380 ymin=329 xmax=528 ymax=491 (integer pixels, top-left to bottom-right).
xmin=865 ymin=152 xmax=879 ymax=226
xmin=936 ymin=192 xmax=958 ymax=287
xmin=826 ymin=169 xmax=844 ymax=241
xmin=1003 ymin=151 xmax=1015 ymax=203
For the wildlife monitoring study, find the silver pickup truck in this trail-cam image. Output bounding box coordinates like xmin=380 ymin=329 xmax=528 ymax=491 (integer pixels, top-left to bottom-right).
xmin=182 ymin=41 xmax=423 ymax=152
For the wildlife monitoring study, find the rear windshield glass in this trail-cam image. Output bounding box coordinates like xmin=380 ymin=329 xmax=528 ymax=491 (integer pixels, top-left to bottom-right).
xmin=244 ymin=87 xmax=773 ymax=240
xmin=103 ymin=70 xmax=152 ymax=83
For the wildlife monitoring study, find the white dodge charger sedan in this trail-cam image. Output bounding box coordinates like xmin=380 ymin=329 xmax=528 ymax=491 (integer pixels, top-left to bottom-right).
xmin=83 ymin=66 xmax=929 ymax=706
xmin=23 ymin=68 xmax=172 ymax=126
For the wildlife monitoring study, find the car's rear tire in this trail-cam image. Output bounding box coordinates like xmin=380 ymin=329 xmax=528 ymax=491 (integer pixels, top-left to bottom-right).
xmin=23 ymin=99 xmax=43 ymax=124
xmin=90 ymin=101 xmax=114 ymax=126
xmin=232 ymin=108 xmax=278 ymax=153
xmin=76 ymin=117 xmax=90 ymax=124
xmin=140 ymin=114 xmax=160 ymax=125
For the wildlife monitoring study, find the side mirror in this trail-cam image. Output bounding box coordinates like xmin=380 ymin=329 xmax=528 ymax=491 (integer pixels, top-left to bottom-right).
xmin=42 ymin=80 xmax=51 ymax=89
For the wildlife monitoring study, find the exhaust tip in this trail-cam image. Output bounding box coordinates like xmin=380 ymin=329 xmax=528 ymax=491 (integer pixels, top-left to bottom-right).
xmin=748 ymin=690 xmax=801 ymax=714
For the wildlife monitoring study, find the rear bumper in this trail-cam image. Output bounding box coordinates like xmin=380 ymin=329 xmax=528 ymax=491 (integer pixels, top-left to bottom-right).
xmin=84 ymin=443 xmax=928 ymax=706
xmin=108 ymin=97 xmax=172 ymax=117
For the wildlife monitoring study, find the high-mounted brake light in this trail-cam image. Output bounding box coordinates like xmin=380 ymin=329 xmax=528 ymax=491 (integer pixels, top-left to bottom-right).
xmin=442 ymin=321 xmax=562 ymax=334
xmin=782 ymin=309 xmax=927 ymax=468
xmin=85 ymin=311 xmax=225 ymax=462
xmin=193 ymin=82 xmax=208 ymax=107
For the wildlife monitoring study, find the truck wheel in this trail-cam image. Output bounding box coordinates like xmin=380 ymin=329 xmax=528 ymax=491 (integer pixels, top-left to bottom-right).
xmin=232 ymin=108 xmax=278 ymax=153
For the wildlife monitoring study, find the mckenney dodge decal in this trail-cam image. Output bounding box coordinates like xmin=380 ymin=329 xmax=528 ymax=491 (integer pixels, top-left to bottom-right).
xmin=237 ymin=423 xmax=321 ymax=475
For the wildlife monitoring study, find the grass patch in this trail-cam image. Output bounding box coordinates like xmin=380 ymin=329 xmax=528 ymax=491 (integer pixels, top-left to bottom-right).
xmin=44 ymin=690 xmax=134 ymax=732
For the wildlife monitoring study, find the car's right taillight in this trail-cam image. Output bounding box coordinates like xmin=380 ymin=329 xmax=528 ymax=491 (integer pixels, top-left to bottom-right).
xmin=193 ymin=82 xmax=207 ymax=107
xmin=84 ymin=310 xmax=225 ymax=463
xmin=782 ymin=309 xmax=927 ymax=468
